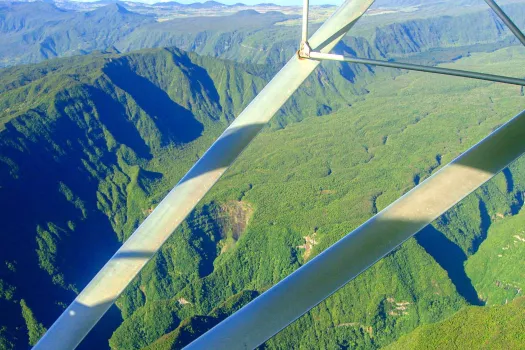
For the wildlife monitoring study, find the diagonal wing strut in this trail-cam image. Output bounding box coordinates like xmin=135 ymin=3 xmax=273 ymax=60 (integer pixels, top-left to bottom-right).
xmin=186 ymin=109 xmax=525 ymax=349
xmin=35 ymin=0 xmax=525 ymax=349
xmin=33 ymin=1 xmax=377 ymax=349
xmin=185 ymin=0 xmax=525 ymax=348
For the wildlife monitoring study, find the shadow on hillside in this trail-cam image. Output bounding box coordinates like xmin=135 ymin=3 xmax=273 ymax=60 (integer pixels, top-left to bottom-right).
xmin=471 ymin=199 xmax=492 ymax=255
xmin=78 ymin=304 xmax=123 ymax=350
xmin=175 ymin=52 xmax=223 ymax=118
xmin=415 ymin=226 xmax=482 ymax=305
xmin=502 ymin=167 xmax=525 ymax=215
xmin=28 ymin=107 xmax=525 ymax=347
xmin=104 ymin=64 xmax=204 ymax=146
xmin=0 ymin=107 xmax=125 ymax=348
xmin=88 ymin=87 xmax=152 ymax=159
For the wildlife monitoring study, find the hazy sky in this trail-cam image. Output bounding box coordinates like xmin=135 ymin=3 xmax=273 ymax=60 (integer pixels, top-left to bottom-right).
xmin=72 ymin=0 xmax=342 ymax=6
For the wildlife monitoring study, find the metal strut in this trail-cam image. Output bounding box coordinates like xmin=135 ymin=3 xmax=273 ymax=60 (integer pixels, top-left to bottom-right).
xmin=299 ymin=0 xmax=310 ymax=57
xmin=186 ymin=110 xmax=525 ymax=349
xmin=301 ymin=0 xmax=309 ymax=44
xmin=299 ymin=0 xmax=525 ymax=86
xmin=34 ymin=0 xmax=525 ymax=349
xmin=308 ymin=51 xmax=525 ymax=86
xmin=185 ymin=2 xmax=525 ymax=348
xmin=33 ymin=1 xmax=377 ymax=349
xmin=484 ymin=0 xmax=525 ymax=47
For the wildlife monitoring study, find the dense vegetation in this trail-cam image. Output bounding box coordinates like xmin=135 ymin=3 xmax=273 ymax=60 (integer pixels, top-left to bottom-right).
xmin=0 ymin=2 xmax=154 ymax=67
xmin=0 ymin=3 xmax=524 ymax=349
xmin=1 ymin=1 xmax=525 ymax=67
xmin=136 ymin=47 xmax=525 ymax=350
xmin=465 ymin=204 xmax=525 ymax=305
xmin=0 ymin=47 xmax=269 ymax=348
xmin=2 ymin=42 xmax=524 ymax=349
xmin=0 ymin=37 xmax=388 ymax=347
xmin=385 ymin=296 xmax=525 ymax=349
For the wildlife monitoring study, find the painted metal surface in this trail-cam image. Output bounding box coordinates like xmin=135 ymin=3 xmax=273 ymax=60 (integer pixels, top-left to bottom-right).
xmin=33 ymin=0 xmax=377 ymax=349
xmin=302 ymin=0 xmax=309 ymax=44
xmin=185 ymin=109 xmax=525 ymax=350
xmin=308 ymin=52 xmax=525 ymax=86
xmin=484 ymin=0 xmax=525 ymax=46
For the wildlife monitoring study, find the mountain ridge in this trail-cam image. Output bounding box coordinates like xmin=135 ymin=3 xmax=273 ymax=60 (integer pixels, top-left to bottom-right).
xmin=2 ymin=1 xmax=525 ymax=67
xmin=0 ymin=3 xmax=524 ymax=349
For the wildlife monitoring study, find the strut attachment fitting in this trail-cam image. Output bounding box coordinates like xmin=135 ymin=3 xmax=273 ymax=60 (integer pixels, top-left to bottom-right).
xmin=298 ymin=41 xmax=311 ymax=59
xmin=299 ymin=0 xmax=525 ymax=86
xmin=298 ymin=0 xmax=311 ymax=59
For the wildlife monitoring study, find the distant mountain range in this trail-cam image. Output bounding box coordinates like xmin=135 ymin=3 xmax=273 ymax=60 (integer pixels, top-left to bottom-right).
xmin=3 ymin=0 xmax=522 ymax=8
xmin=1 ymin=0 xmax=285 ymax=9
xmin=2 ymin=0 xmax=525 ymax=67
xmin=373 ymin=0 xmax=522 ymax=7
xmin=3 ymin=0 xmax=523 ymax=17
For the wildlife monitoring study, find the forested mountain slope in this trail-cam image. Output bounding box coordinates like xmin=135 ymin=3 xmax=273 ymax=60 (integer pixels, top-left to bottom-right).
xmin=0 ymin=47 xmax=271 ymax=349
xmin=385 ymin=296 xmax=525 ymax=349
xmin=2 ymin=43 xmax=523 ymax=349
xmin=0 ymin=7 xmax=524 ymax=350
xmin=385 ymin=205 xmax=525 ymax=349
xmin=0 ymin=40 xmax=387 ymax=348
xmin=120 ymin=2 xmax=525 ymax=65
xmin=0 ymin=2 xmax=154 ymax=67
xmin=132 ymin=47 xmax=525 ymax=350
xmin=466 ymin=204 xmax=525 ymax=305
xmin=1 ymin=1 xmax=525 ymax=67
